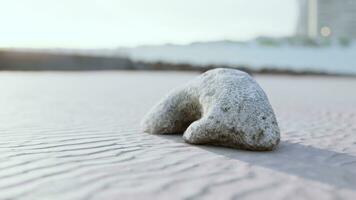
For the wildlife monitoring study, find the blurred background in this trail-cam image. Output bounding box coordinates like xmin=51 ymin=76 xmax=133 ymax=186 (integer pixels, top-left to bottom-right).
xmin=0 ymin=0 xmax=355 ymax=75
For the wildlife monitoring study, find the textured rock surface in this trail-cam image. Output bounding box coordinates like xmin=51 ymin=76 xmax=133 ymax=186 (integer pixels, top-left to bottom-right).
xmin=141 ymin=68 xmax=280 ymax=150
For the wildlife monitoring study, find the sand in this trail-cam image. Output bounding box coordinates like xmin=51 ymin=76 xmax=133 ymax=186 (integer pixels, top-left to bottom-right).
xmin=0 ymin=71 xmax=355 ymax=200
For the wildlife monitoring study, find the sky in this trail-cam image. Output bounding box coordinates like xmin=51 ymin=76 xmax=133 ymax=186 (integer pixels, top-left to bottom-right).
xmin=0 ymin=0 xmax=298 ymax=48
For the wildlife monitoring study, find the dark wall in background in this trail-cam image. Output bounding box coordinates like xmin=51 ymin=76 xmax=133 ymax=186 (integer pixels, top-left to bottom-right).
xmin=0 ymin=50 xmax=135 ymax=70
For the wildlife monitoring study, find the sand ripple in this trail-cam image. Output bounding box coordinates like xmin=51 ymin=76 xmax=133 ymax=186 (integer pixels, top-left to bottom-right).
xmin=0 ymin=72 xmax=355 ymax=200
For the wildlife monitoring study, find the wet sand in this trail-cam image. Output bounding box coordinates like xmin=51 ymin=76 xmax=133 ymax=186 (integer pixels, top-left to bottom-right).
xmin=0 ymin=71 xmax=355 ymax=200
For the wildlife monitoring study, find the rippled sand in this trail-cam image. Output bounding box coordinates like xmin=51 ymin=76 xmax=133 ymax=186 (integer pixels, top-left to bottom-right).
xmin=0 ymin=71 xmax=355 ymax=200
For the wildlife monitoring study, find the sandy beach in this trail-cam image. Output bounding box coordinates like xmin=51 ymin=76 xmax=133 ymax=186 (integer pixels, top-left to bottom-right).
xmin=0 ymin=71 xmax=355 ymax=200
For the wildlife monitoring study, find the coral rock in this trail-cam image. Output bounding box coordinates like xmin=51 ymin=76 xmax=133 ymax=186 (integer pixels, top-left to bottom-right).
xmin=141 ymin=68 xmax=280 ymax=151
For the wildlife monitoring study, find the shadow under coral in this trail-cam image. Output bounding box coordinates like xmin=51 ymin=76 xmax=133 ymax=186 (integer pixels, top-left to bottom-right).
xmin=154 ymin=134 xmax=356 ymax=191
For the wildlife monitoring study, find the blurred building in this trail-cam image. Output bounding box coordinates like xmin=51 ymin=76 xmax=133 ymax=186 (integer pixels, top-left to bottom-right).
xmin=296 ymin=0 xmax=356 ymax=38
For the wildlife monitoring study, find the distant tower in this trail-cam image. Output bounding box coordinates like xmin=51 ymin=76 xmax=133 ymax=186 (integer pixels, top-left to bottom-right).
xmin=296 ymin=0 xmax=356 ymax=38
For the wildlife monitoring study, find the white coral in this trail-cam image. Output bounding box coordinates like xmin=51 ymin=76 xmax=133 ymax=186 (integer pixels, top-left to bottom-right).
xmin=141 ymin=68 xmax=280 ymax=151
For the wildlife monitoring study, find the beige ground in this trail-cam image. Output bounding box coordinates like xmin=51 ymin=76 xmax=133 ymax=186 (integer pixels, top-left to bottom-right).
xmin=0 ymin=71 xmax=355 ymax=200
